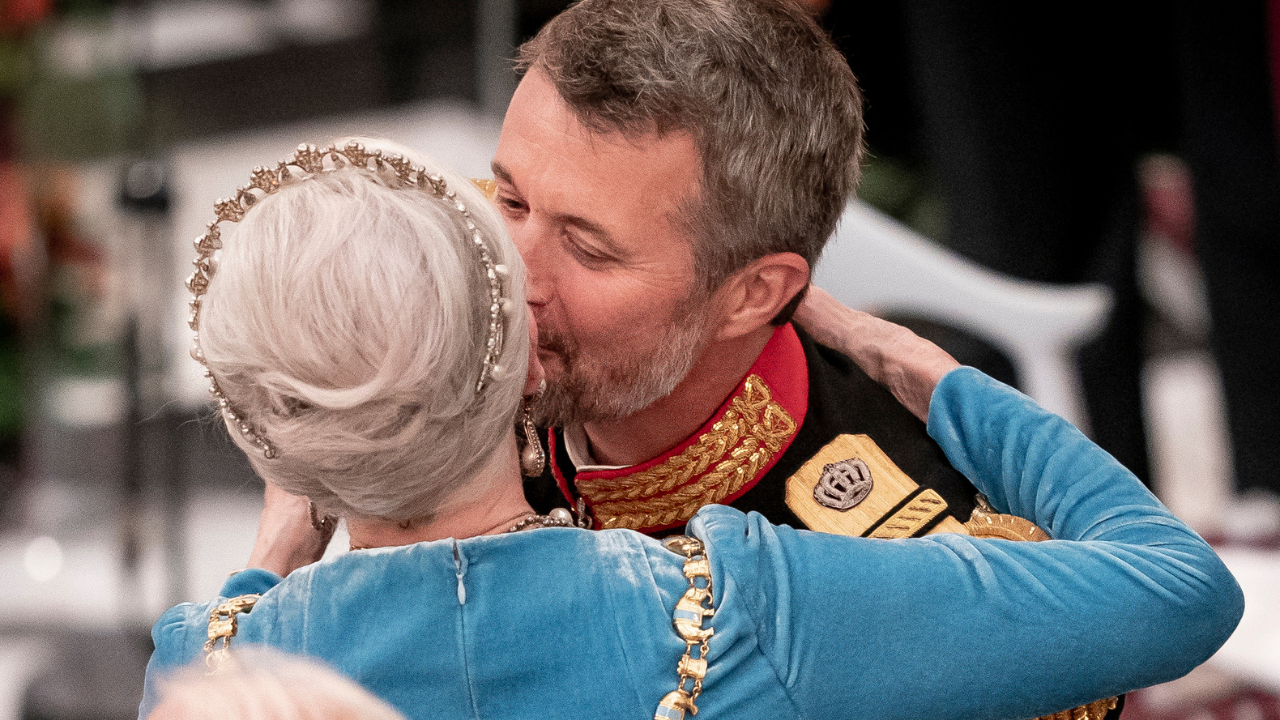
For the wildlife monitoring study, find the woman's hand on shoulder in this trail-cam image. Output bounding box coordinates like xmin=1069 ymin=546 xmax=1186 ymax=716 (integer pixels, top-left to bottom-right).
xmin=794 ymin=286 xmax=959 ymax=423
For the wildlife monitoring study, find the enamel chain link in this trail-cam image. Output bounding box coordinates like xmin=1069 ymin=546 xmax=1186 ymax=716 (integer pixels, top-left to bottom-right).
xmin=655 ymin=536 xmax=715 ymax=720
xmin=203 ymin=594 xmax=260 ymax=669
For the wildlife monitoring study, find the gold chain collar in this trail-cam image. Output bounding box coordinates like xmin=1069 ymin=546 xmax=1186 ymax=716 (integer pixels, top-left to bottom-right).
xmin=203 ymin=594 xmax=260 ymax=670
xmin=655 ymin=535 xmax=715 ymax=720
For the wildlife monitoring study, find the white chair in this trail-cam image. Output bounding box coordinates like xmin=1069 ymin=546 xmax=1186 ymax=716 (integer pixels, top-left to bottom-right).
xmin=813 ymin=201 xmax=1113 ymax=432
xmin=1207 ymin=547 xmax=1280 ymax=693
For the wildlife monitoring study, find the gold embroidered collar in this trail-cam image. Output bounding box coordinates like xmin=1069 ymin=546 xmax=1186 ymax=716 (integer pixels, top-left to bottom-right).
xmin=550 ymin=325 xmax=809 ymax=534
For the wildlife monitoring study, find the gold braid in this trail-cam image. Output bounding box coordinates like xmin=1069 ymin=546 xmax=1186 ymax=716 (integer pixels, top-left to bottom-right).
xmin=580 ymin=376 xmax=797 ymax=530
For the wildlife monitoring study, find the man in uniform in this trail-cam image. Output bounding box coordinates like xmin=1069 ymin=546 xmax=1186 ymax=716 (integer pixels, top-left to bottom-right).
xmin=498 ymin=0 xmax=981 ymax=540
xmin=498 ymin=9 xmax=1123 ymax=710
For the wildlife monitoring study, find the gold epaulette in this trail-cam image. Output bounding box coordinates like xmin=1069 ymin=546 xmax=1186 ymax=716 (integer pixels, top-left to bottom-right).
xmin=785 ymin=434 xmax=966 ymax=538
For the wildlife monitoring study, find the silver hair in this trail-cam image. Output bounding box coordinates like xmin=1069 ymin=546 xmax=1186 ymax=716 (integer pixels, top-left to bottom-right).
xmin=149 ymin=647 xmax=407 ymax=720
xmin=198 ymin=138 xmax=528 ymax=523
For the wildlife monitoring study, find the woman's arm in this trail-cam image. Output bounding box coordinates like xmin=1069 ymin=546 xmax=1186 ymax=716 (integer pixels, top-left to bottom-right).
xmin=246 ymin=484 xmax=333 ymax=577
xmin=690 ymin=368 xmax=1243 ymax=720
xmin=139 ymin=567 xmax=284 ymax=719
xmin=141 ymin=490 xmax=303 ymax=718
xmin=793 ymin=284 xmax=958 ymax=422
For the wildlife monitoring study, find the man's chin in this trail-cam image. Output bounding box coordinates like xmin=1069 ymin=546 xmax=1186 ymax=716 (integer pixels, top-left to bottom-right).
xmin=532 ymin=368 xmax=618 ymax=427
xmin=531 ymin=382 xmax=587 ymax=427
xmin=534 ymin=367 xmax=685 ymax=428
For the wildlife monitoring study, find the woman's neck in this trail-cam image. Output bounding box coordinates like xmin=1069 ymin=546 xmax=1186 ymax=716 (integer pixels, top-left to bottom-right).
xmin=345 ymin=434 xmax=533 ymax=549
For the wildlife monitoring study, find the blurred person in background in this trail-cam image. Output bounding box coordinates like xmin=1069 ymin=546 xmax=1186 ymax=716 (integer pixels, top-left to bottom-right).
xmin=148 ymin=647 xmax=408 ymax=720
xmin=809 ymin=0 xmax=1280 ymax=534
xmin=1174 ymin=0 xmax=1280 ymax=529
xmin=137 ymin=137 xmax=1241 ymax=719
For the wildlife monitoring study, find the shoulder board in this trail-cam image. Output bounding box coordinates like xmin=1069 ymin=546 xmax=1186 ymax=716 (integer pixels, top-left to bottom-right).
xmin=785 ymin=434 xmax=967 ymax=538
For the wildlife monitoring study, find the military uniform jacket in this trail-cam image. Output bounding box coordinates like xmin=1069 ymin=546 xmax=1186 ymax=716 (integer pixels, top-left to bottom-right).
xmin=527 ymin=328 xmax=1132 ymax=719
xmin=526 ymin=323 xmax=979 ymax=536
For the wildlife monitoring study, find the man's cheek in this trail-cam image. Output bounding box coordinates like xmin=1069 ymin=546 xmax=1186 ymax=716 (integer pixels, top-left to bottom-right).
xmin=537 ymin=350 xmax=567 ymax=377
xmin=568 ymin=294 xmax=644 ymax=334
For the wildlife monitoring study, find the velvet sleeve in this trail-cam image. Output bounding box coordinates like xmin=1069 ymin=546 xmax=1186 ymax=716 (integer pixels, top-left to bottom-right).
xmin=688 ymin=367 xmax=1243 ymax=720
xmin=137 ymin=569 xmax=284 ymax=718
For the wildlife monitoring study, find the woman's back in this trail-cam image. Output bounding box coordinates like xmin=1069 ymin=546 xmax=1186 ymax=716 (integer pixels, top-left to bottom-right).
xmin=150 ymin=526 xmax=739 ymax=718
xmin=144 ymin=369 xmax=1245 ymax=720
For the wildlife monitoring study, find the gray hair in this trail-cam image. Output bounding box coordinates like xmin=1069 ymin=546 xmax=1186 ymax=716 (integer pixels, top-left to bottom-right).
xmin=149 ymin=647 xmax=407 ymax=720
xmin=199 ymin=138 xmax=528 ymax=523
xmin=519 ymin=0 xmax=865 ymax=289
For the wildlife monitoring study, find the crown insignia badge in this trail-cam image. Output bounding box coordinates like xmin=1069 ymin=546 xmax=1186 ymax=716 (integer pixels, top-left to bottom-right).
xmin=814 ymin=458 xmax=874 ymax=511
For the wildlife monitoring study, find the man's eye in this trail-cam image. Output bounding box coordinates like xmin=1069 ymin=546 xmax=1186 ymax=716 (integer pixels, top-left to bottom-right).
xmin=566 ymin=237 xmax=611 ymax=266
xmin=496 ymin=195 xmax=525 ymax=212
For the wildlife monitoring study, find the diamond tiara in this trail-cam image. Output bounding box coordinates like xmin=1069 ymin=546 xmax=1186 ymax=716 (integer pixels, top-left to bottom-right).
xmin=186 ymin=141 xmax=508 ymax=459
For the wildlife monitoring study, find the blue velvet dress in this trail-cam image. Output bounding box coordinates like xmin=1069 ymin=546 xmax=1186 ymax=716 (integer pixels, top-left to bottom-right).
xmin=140 ymin=368 xmax=1243 ymax=720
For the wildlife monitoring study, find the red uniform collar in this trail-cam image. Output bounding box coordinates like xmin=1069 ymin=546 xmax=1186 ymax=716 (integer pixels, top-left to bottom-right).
xmin=549 ymin=324 xmax=809 ymax=534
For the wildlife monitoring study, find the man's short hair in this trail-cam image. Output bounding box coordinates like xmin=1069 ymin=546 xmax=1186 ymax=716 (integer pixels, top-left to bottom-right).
xmin=519 ymin=0 xmax=865 ymax=289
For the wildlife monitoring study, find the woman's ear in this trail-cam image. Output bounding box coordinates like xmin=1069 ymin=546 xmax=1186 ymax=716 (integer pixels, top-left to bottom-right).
xmin=711 ymin=252 xmax=811 ymax=342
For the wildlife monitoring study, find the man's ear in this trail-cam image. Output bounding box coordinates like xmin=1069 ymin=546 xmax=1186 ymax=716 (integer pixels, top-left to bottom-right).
xmin=711 ymin=252 xmax=811 ymax=341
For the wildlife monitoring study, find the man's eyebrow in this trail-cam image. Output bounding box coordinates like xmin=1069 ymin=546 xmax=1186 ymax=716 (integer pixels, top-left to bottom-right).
xmin=490 ymin=162 xmax=514 ymax=185
xmin=489 ymin=161 xmax=627 ymax=257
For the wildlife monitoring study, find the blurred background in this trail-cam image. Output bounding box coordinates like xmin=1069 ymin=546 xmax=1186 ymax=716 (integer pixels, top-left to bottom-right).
xmin=0 ymin=0 xmax=1276 ymax=718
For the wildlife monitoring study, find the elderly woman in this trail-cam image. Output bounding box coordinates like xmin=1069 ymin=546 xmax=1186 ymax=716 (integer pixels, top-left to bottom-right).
xmin=141 ymin=139 xmax=1241 ymax=720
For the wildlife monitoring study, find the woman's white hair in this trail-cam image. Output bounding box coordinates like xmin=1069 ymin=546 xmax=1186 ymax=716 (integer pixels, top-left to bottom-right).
xmin=149 ymin=647 xmax=407 ymax=720
xmin=198 ymin=137 xmax=528 ymax=522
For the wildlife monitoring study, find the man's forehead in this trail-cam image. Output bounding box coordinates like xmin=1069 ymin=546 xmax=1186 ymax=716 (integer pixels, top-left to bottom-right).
xmin=495 ymin=116 xmax=698 ymax=208
xmin=497 ymin=70 xmax=697 ymax=170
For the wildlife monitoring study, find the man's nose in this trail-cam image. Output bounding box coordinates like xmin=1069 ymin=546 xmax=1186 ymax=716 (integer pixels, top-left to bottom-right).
xmin=510 ymin=219 xmax=552 ymax=307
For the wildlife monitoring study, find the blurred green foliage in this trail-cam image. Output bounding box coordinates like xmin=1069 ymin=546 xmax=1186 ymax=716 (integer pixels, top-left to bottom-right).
xmin=10 ymin=14 xmax=144 ymax=161
xmin=857 ymin=151 xmax=948 ymax=242
xmin=0 ymin=333 xmax=20 ymax=436
xmin=21 ymin=66 xmax=142 ymax=160
xmin=0 ymin=37 xmax=35 ymax=96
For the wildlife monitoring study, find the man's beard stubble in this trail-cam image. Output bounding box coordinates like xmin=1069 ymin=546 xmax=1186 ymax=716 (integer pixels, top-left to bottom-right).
xmin=532 ymin=306 xmax=709 ymax=428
